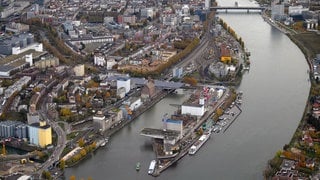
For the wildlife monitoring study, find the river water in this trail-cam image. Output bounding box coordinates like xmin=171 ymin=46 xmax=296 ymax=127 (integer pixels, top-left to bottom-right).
xmin=65 ymin=0 xmax=310 ymax=179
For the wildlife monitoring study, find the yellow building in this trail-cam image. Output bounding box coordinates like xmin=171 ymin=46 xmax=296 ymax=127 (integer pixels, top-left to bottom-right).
xmin=38 ymin=120 xmax=52 ymax=148
xmin=221 ymin=56 xmax=231 ymax=63
xmin=28 ymin=120 xmax=52 ymax=148
xmin=220 ymin=44 xmax=232 ymax=64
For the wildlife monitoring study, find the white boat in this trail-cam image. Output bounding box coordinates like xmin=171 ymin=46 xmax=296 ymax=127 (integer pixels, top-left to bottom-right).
xmin=148 ymin=160 xmax=156 ymax=175
xmin=100 ymin=141 xmax=106 ymax=147
xmin=100 ymin=137 xmax=109 ymax=147
xmin=189 ymin=131 xmax=211 ymax=155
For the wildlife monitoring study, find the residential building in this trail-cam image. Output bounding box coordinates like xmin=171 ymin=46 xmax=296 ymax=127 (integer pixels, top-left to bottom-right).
xmin=34 ymin=56 xmax=59 ymax=69
xmin=173 ymin=67 xmax=183 ymax=78
xmin=5 ymin=22 xmax=30 ymax=34
xmin=141 ymin=77 xmax=156 ymax=99
xmin=94 ymin=54 xmax=106 ymax=66
xmin=73 ymin=64 xmax=85 ymax=76
xmin=27 ymin=104 xmax=40 ymax=124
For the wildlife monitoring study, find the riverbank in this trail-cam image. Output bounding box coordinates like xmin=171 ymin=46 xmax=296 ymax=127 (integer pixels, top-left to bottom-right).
xmin=263 ymin=10 xmax=320 ymax=179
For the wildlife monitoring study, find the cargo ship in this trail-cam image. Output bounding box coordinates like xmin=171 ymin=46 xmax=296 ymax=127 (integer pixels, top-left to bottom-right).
xmin=188 ymin=131 xmax=211 ymax=155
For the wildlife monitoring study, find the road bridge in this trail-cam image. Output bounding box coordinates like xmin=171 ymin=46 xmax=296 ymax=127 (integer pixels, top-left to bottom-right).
xmin=210 ymin=6 xmax=266 ymax=13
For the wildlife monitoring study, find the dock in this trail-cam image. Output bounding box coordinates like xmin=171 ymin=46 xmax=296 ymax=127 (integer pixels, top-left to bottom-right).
xmin=223 ymin=104 xmax=242 ymax=133
xmin=151 ymin=88 xmax=231 ymax=176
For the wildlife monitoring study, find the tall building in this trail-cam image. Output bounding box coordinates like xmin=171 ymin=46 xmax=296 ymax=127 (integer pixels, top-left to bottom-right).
xmin=28 ymin=120 xmax=52 ymax=148
xmin=271 ymin=0 xmax=285 ymax=20
xmin=205 ymin=0 xmax=210 ymax=10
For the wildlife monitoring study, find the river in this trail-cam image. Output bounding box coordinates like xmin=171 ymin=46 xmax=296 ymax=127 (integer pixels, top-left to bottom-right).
xmin=65 ymin=0 xmax=310 ymax=179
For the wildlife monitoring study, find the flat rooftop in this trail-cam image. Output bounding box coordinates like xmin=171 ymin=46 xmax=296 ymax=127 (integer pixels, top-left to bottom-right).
xmin=140 ymin=128 xmax=180 ymax=140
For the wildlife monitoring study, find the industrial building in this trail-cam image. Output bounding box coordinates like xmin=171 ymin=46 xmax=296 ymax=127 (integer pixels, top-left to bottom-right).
xmin=0 ymin=50 xmax=45 ymax=77
xmin=0 ymin=120 xmax=25 ymax=138
xmin=181 ymin=103 xmax=205 ymax=117
xmin=117 ymin=77 xmax=131 ymax=94
xmin=0 ymin=33 xmax=40 ymax=55
xmin=28 ymin=120 xmax=52 ymax=148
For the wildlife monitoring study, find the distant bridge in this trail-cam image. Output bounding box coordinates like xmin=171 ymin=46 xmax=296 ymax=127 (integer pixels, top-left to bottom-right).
xmin=210 ymin=6 xmax=266 ymax=13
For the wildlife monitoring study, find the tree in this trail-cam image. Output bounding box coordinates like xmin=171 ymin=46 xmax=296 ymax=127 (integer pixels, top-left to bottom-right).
xmin=59 ymin=160 xmax=65 ymax=170
xmin=70 ymin=175 xmax=76 ymax=180
xmin=80 ymin=149 xmax=87 ymax=156
xmin=60 ymin=108 xmax=72 ymax=116
xmin=78 ymin=138 xmax=85 ymax=147
xmin=183 ymin=77 xmax=198 ymax=86
xmin=216 ymin=108 xmax=224 ymax=117
xmin=42 ymin=170 xmax=52 ymax=180
xmin=104 ymin=92 xmax=111 ymax=99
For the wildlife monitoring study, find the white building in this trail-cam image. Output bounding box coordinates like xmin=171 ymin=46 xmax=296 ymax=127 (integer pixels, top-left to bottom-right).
xmin=216 ymin=89 xmax=224 ymax=99
xmin=141 ymin=8 xmax=155 ymax=19
xmin=94 ymin=54 xmax=106 ymax=66
xmin=117 ymin=78 xmax=131 ymax=93
xmin=93 ymin=111 xmax=107 ymax=132
xmin=288 ymin=5 xmax=309 ymax=16
xmin=181 ymin=103 xmax=205 ymax=116
xmin=305 ymin=19 xmax=318 ymax=30
xmin=129 ymin=97 xmax=142 ymax=110
xmin=104 ymin=16 xmax=114 ymax=24
xmin=106 ymin=58 xmax=117 ymax=70
xmin=117 ymin=87 xmax=126 ymax=98
xmin=205 ymin=0 xmax=210 ymax=10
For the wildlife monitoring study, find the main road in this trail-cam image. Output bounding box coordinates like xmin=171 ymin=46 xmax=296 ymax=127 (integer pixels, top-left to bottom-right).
xmin=35 ymin=96 xmax=67 ymax=176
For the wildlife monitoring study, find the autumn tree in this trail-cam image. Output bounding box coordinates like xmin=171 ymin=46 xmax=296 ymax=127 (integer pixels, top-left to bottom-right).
xmin=42 ymin=170 xmax=52 ymax=179
xmin=59 ymin=160 xmax=65 ymax=170
xmin=70 ymin=175 xmax=76 ymax=180
xmin=86 ymin=80 xmax=99 ymax=88
xmin=78 ymin=138 xmax=85 ymax=147
xmin=60 ymin=108 xmax=72 ymax=117
xmin=183 ymin=77 xmax=198 ymax=86
xmin=80 ymin=149 xmax=87 ymax=156
xmin=216 ymin=108 xmax=224 ymax=117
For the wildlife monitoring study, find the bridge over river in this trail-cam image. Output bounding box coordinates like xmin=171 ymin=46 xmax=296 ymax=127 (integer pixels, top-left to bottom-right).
xmin=210 ymin=6 xmax=266 ymax=13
